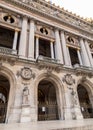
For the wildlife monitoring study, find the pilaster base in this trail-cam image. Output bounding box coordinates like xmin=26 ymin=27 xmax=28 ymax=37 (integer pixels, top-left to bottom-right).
xmin=20 ymin=104 xmax=31 ymax=123
xmin=74 ymin=107 xmax=83 ymax=119
xmin=64 ymin=107 xmax=72 ymax=120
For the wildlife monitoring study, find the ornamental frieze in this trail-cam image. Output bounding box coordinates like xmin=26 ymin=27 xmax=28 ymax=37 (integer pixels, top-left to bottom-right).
xmin=63 ymin=74 xmax=75 ymax=85
xmin=0 ymin=56 xmax=16 ymax=66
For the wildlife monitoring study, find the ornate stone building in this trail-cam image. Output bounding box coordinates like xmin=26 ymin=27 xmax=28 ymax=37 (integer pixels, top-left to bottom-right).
xmin=0 ymin=0 xmax=93 ymax=125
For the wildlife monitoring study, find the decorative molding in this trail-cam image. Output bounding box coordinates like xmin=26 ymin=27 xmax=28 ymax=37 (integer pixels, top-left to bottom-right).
xmin=75 ymin=67 xmax=93 ymax=78
xmin=0 ymin=56 xmax=16 ymax=66
xmin=63 ymin=74 xmax=75 ymax=85
xmin=37 ymin=62 xmax=61 ymax=73
xmin=3 ymin=0 xmax=93 ymax=36
xmin=67 ymin=86 xmax=78 ymax=106
xmin=81 ymin=76 xmax=86 ymax=83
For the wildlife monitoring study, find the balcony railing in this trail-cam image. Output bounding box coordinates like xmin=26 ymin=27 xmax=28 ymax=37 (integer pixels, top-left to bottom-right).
xmin=73 ymin=63 xmax=93 ymax=70
xmin=0 ymin=47 xmax=17 ymax=55
xmin=37 ymin=55 xmax=60 ymax=64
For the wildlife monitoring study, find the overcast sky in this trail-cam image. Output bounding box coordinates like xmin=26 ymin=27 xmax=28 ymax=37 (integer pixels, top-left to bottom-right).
xmin=48 ymin=0 xmax=93 ymax=18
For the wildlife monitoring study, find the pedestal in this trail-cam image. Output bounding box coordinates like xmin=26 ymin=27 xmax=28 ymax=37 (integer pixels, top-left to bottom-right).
xmin=20 ymin=104 xmax=31 ymax=123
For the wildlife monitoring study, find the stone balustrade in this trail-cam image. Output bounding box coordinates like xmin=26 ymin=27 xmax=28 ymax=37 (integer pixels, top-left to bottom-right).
xmin=37 ymin=55 xmax=60 ymax=64
xmin=0 ymin=47 xmax=17 ymax=55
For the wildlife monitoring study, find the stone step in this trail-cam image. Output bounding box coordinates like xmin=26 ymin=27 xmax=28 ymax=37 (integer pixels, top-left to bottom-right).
xmin=0 ymin=119 xmax=93 ymax=130
xmin=51 ymin=125 xmax=93 ymax=130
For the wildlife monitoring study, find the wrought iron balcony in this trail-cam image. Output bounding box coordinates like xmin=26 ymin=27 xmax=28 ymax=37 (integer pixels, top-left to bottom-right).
xmin=0 ymin=47 xmax=17 ymax=55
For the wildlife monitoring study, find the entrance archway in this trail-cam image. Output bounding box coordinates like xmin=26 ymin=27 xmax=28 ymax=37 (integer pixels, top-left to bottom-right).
xmin=0 ymin=75 xmax=10 ymax=123
xmin=38 ymin=80 xmax=59 ymax=121
xmin=77 ymin=84 xmax=93 ymax=118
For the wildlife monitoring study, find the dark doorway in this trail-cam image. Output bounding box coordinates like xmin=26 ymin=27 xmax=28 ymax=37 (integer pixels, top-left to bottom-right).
xmin=0 ymin=75 xmax=10 ymax=123
xmin=77 ymin=84 xmax=93 ymax=118
xmin=38 ymin=80 xmax=59 ymax=121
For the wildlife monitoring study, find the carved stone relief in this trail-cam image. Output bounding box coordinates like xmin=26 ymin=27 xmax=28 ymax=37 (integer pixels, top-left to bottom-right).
xmin=37 ymin=63 xmax=61 ymax=73
xmin=63 ymin=74 xmax=75 ymax=85
xmin=22 ymin=86 xmax=30 ymax=105
xmin=0 ymin=56 xmax=16 ymax=66
xmin=17 ymin=67 xmax=35 ymax=80
xmin=36 ymin=25 xmax=54 ymax=38
xmin=66 ymin=34 xmax=80 ymax=47
xmin=0 ymin=12 xmax=20 ymax=26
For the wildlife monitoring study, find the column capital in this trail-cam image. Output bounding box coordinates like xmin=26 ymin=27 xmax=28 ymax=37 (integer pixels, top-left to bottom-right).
xmin=55 ymin=28 xmax=59 ymax=32
xmin=29 ymin=19 xmax=35 ymax=23
xmin=22 ymin=15 xmax=28 ymax=19
xmin=15 ymin=28 xmax=20 ymax=32
xmin=80 ymin=37 xmax=84 ymax=41
xmin=50 ymin=39 xmax=55 ymax=42
xmin=84 ymin=39 xmax=88 ymax=43
xmin=35 ymin=34 xmax=39 ymax=38
xmin=60 ymin=30 xmax=65 ymax=33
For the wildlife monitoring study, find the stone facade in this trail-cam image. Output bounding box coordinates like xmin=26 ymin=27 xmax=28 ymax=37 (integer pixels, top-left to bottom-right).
xmin=0 ymin=0 xmax=93 ymax=124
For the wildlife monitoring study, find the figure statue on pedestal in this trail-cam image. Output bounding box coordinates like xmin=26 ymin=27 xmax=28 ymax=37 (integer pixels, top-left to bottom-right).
xmin=22 ymin=87 xmax=29 ymax=105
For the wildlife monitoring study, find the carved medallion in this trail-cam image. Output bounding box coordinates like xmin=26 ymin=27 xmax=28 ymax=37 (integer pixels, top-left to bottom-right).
xmin=63 ymin=74 xmax=75 ymax=85
xmin=18 ymin=67 xmax=35 ymax=80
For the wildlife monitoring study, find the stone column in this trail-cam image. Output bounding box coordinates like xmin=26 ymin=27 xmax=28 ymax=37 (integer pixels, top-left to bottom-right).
xmin=28 ymin=20 xmax=35 ymax=60
xmin=67 ymin=46 xmax=72 ymax=66
xmin=18 ymin=17 xmax=28 ymax=57
xmin=36 ymin=35 xmax=39 ymax=59
xmin=84 ymin=40 xmax=93 ymax=67
xmin=55 ymin=29 xmax=63 ymax=64
xmin=50 ymin=40 xmax=54 ymax=59
xmin=60 ymin=31 xmax=70 ymax=66
xmin=80 ymin=38 xmax=90 ymax=67
xmin=77 ymin=49 xmax=83 ymax=66
xmin=12 ymin=29 xmax=19 ymax=54
xmin=13 ymin=29 xmax=19 ymax=50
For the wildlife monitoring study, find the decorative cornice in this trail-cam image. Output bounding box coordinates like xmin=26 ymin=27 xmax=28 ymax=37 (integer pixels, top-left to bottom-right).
xmin=75 ymin=66 xmax=93 ymax=78
xmin=37 ymin=60 xmax=61 ymax=73
xmin=1 ymin=0 xmax=93 ymax=37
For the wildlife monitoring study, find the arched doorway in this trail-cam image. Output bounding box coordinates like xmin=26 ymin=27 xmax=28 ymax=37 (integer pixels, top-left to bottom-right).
xmin=0 ymin=75 xmax=10 ymax=123
xmin=38 ymin=80 xmax=59 ymax=121
xmin=77 ymin=84 xmax=93 ymax=118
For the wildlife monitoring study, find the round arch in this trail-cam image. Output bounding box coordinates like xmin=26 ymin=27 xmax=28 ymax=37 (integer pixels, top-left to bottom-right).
xmin=77 ymin=78 xmax=93 ymax=95
xmin=77 ymin=78 xmax=93 ymax=118
xmin=34 ymin=73 xmax=65 ymax=121
xmin=0 ymin=66 xmax=16 ymax=123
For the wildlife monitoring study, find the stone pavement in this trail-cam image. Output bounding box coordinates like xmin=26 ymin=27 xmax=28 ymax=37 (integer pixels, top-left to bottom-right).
xmin=0 ymin=119 xmax=93 ymax=130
